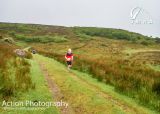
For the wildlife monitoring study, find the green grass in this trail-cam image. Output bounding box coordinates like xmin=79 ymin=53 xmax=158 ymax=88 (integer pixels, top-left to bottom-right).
xmin=148 ymin=64 xmax=160 ymax=71
xmin=76 ymin=33 xmax=93 ymax=41
xmin=32 ymin=38 xmax=160 ymax=112
xmin=0 ymin=59 xmax=59 ymax=114
xmin=15 ymin=41 xmax=28 ymax=48
xmin=14 ymin=34 xmax=68 ymax=43
xmin=71 ymin=70 xmax=158 ymax=114
xmin=34 ymin=54 xmax=158 ymax=114
xmin=34 ymin=54 xmax=126 ymax=114
xmin=73 ymin=27 xmax=156 ymax=45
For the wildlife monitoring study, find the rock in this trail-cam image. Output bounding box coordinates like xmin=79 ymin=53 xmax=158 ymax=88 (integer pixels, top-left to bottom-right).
xmin=14 ymin=49 xmax=26 ymax=57
xmin=1 ymin=37 xmax=15 ymax=44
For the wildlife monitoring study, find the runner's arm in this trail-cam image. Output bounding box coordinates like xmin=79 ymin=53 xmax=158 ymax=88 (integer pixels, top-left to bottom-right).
xmin=65 ymin=55 xmax=68 ymax=60
xmin=71 ymin=55 xmax=73 ymax=61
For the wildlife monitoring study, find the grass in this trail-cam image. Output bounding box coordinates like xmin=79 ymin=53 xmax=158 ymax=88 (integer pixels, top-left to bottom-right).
xmin=14 ymin=34 xmax=68 ymax=43
xmin=1 ymin=22 xmax=160 ymax=113
xmin=15 ymin=41 xmax=28 ymax=48
xmin=73 ymin=27 xmax=156 ymax=45
xmin=71 ymin=70 xmax=158 ymax=114
xmin=35 ymin=47 xmax=160 ymax=112
xmin=34 ymin=54 xmax=159 ymax=114
xmin=0 ymin=44 xmax=33 ymax=97
xmin=34 ymin=54 xmax=126 ymax=114
xmin=0 ymin=59 xmax=59 ymax=114
xmin=148 ymin=64 xmax=160 ymax=71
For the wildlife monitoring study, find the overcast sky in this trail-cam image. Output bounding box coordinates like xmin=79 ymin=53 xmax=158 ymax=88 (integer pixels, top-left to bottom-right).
xmin=0 ymin=0 xmax=160 ymax=37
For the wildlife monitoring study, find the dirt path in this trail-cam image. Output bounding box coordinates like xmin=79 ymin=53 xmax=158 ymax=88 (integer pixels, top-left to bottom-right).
xmin=38 ymin=62 xmax=74 ymax=114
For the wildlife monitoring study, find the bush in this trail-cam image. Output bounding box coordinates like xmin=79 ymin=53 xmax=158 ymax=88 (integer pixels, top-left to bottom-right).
xmin=24 ymin=51 xmax=33 ymax=59
xmin=76 ymin=33 xmax=92 ymax=41
xmin=73 ymin=27 xmax=155 ymax=44
xmin=152 ymin=81 xmax=160 ymax=95
xmin=14 ymin=34 xmax=68 ymax=43
xmin=0 ymin=44 xmax=34 ymax=98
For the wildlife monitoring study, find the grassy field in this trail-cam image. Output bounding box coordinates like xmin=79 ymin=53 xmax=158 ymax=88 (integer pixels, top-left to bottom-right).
xmin=31 ymin=36 xmax=160 ymax=111
xmin=34 ymin=54 xmax=157 ymax=114
xmin=0 ymin=58 xmax=59 ymax=114
xmin=0 ymin=22 xmax=160 ymax=113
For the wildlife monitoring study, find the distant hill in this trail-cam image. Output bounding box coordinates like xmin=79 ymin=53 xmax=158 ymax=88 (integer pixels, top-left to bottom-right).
xmin=0 ymin=22 xmax=159 ymax=45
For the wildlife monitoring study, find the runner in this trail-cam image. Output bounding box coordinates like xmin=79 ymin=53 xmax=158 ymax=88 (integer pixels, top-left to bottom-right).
xmin=65 ymin=49 xmax=74 ymax=70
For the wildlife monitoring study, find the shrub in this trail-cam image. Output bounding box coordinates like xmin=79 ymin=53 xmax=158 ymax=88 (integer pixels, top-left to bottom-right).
xmin=0 ymin=44 xmax=34 ymax=98
xmin=73 ymin=27 xmax=155 ymax=44
xmin=24 ymin=51 xmax=33 ymax=59
xmin=14 ymin=34 xmax=68 ymax=43
xmin=76 ymin=33 xmax=92 ymax=41
xmin=152 ymin=81 xmax=160 ymax=95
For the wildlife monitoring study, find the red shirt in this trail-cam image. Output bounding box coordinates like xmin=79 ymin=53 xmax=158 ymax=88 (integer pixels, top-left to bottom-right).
xmin=65 ymin=53 xmax=73 ymax=59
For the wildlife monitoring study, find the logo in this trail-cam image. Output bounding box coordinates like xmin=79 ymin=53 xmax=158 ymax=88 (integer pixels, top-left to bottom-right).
xmin=130 ymin=7 xmax=153 ymax=24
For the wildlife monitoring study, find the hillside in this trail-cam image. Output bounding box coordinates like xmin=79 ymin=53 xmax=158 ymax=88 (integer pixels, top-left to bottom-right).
xmin=0 ymin=22 xmax=160 ymax=113
xmin=0 ymin=22 xmax=159 ymax=44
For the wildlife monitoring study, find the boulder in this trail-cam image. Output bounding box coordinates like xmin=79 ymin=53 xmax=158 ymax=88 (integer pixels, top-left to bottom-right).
xmin=14 ymin=49 xmax=26 ymax=57
xmin=1 ymin=37 xmax=15 ymax=44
